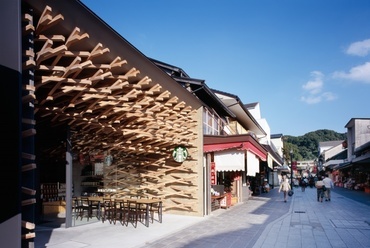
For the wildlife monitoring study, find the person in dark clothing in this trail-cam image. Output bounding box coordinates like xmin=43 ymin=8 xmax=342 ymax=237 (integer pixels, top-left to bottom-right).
xmin=301 ymin=177 xmax=308 ymax=192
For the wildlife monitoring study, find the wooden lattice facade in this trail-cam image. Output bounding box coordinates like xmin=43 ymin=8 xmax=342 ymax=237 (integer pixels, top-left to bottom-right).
xmin=24 ymin=0 xmax=204 ymax=217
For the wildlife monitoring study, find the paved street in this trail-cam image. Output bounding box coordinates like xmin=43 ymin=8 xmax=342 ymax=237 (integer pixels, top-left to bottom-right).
xmin=35 ymin=187 xmax=370 ymax=248
xmin=142 ymin=187 xmax=370 ymax=248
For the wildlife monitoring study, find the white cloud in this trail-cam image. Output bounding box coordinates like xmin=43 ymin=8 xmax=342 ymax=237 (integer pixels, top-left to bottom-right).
xmin=332 ymin=62 xmax=370 ymax=83
xmin=300 ymin=95 xmax=321 ymax=104
xmin=346 ymin=39 xmax=370 ymax=57
xmin=301 ymin=71 xmax=337 ymax=104
xmin=321 ymin=92 xmax=337 ymax=101
xmin=302 ymin=71 xmax=323 ymax=94
xmin=300 ymin=92 xmax=337 ymax=105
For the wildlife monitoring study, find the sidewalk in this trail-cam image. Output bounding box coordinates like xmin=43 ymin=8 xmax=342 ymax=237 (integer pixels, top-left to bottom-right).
xmin=35 ymin=212 xmax=205 ymax=248
xmin=35 ymin=187 xmax=370 ymax=248
xmin=253 ymin=187 xmax=370 ymax=248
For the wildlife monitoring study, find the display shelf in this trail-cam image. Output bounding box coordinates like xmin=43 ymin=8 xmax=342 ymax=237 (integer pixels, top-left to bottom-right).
xmin=80 ymin=159 xmax=104 ymax=195
xmin=40 ymin=182 xmax=66 ymax=202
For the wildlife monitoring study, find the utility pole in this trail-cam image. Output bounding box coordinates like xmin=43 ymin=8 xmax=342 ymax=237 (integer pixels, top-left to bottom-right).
xmin=290 ymin=149 xmax=294 ymax=189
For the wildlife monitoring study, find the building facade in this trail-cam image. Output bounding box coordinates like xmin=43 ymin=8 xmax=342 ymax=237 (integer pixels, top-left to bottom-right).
xmin=1 ymin=1 xmax=284 ymax=247
xmin=321 ymin=118 xmax=370 ymax=191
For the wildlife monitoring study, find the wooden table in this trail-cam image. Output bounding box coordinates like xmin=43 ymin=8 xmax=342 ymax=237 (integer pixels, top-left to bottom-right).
xmin=134 ymin=198 xmax=162 ymax=227
xmin=74 ymin=197 xmax=162 ymax=227
xmin=73 ymin=197 xmax=103 ymax=220
xmin=92 ymin=197 xmax=162 ymax=227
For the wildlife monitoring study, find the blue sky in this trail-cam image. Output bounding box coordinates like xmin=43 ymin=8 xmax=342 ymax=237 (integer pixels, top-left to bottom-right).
xmin=81 ymin=0 xmax=370 ymax=137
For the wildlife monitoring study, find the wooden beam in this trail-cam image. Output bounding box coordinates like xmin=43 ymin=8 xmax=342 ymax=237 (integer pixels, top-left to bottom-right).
xmin=22 ymin=221 xmax=35 ymax=230
xmin=36 ymin=43 xmax=68 ymax=65
xmin=22 ymin=153 xmax=35 ymax=160
xmin=21 ymin=198 xmax=36 ymax=206
xmin=65 ymin=27 xmax=89 ymax=48
xmin=156 ymin=90 xmax=171 ymax=101
xmin=88 ymin=43 xmax=110 ymax=60
xmin=22 ymin=233 xmax=35 ymax=240
xmin=22 ymin=118 xmax=36 ymax=125
xmin=22 ymin=163 xmax=36 ymax=172
xmin=36 ymin=34 xmax=65 ymax=42
xmin=22 ymin=187 xmax=36 ymax=196
xmin=22 ymin=129 xmax=36 ymax=138
xmin=132 ymin=76 xmax=151 ymax=89
xmin=110 ymin=56 xmax=127 ymax=68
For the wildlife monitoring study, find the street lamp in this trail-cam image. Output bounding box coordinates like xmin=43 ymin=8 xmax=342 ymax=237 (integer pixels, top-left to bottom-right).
xmin=290 ymin=149 xmax=293 ymax=189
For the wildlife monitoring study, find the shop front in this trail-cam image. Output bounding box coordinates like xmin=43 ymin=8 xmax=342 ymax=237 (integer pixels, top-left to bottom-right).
xmin=333 ymin=163 xmax=370 ymax=192
xmin=21 ymin=0 xmax=206 ymax=231
xmin=204 ymin=134 xmax=267 ymax=210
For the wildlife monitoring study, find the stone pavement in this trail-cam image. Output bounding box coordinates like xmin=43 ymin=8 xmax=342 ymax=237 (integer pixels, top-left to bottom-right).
xmin=35 ymin=187 xmax=370 ymax=248
xmin=141 ymin=187 xmax=370 ymax=248
xmin=253 ymin=187 xmax=370 ymax=248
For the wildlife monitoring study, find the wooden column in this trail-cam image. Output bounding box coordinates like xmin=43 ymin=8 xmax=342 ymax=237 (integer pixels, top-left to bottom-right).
xmin=0 ymin=1 xmax=22 ymax=247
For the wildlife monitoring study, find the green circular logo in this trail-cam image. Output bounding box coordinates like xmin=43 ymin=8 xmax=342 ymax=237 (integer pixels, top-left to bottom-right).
xmin=172 ymin=146 xmax=188 ymax=163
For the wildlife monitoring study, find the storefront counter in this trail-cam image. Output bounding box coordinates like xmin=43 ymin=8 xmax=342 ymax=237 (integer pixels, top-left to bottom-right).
xmin=211 ymin=195 xmax=225 ymax=211
xmin=42 ymin=200 xmax=66 ymax=217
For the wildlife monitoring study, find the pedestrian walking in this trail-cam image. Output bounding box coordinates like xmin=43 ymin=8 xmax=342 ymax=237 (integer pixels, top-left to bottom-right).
xmin=301 ymin=177 xmax=308 ymax=192
xmin=308 ymin=176 xmax=315 ymax=188
xmin=278 ymin=176 xmax=291 ymax=203
xmin=322 ymin=174 xmax=334 ymax=201
xmin=315 ymin=176 xmax=325 ymax=202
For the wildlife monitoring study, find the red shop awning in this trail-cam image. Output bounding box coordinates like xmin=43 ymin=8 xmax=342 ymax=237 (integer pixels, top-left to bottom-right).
xmin=203 ymin=143 xmax=243 ymax=152
xmin=204 ymin=141 xmax=266 ymax=161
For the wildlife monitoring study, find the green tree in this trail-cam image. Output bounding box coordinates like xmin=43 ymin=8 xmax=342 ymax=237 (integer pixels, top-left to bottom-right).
xmin=283 ymin=129 xmax=346 ymax=161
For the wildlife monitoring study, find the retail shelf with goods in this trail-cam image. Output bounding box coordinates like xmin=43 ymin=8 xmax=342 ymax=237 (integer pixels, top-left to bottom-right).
xmin=40 ymin=182 xmax=66 ymax=202
xmin=79 ymin=156 xmax=104 ymax=196
xmin=40 ymin=182 xmax=67 ymax=217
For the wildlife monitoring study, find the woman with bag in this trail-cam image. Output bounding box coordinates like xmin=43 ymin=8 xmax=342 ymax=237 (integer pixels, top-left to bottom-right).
xmin=315 ymin=176 xmax=325 ymax=202
xmin=278 ymin=176 xmax=291 ymax=203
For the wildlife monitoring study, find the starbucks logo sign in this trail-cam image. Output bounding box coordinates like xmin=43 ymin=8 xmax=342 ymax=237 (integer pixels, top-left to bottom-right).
xmin=172 ymin=146 xmax=188 ymax=163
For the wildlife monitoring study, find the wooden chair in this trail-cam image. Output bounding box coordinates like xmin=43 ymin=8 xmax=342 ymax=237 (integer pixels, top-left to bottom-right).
xmin=114 ymin=199 xmax=128 ymax=226
xmin=88 ymin=198 xmax=101 ymax=220
xmin=101 ymin=198 xmax=114 ymax=224
xmin=77 ymin=197 xmax=90 ymax=220
xmin=138 ymin=195 xmax=149 ymax=211
xmin=149 ymin=197 xmax=162 ymax=223
xmin=72 ymin=197 xmax=80 ymax=219
xmin=126 ymin=199 xmax=146 ymax=228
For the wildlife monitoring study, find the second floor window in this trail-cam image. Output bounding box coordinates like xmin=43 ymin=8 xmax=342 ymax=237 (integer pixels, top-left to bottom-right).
xmin=203 ymin=108 xmax=224 ymax=135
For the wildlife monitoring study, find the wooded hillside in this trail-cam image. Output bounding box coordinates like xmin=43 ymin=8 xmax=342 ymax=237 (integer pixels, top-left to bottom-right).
xmin=283 ymin=129 xmax=346 ymax=161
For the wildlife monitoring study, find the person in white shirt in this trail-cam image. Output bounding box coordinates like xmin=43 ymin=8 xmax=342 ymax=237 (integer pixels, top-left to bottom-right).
xmin=322 ymin=174 xmax=334 ymax=201
xmin=279 ymin=176 xmax=291 ymax=203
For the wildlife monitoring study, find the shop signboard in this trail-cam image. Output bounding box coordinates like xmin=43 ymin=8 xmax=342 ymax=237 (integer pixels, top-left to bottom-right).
xmin=211 ymin=162 xmax=216 ymax=185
